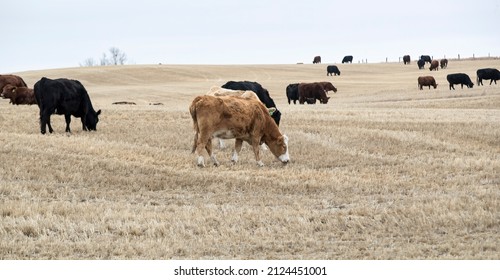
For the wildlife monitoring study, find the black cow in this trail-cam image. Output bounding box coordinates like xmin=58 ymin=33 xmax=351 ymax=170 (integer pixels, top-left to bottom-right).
xmin=417 ymin=59 xmax=425 ymax=70
xmin=420 ymin=55 xmax=432 ymax=63
xmin=476 ymin=68 xmax=500 ymax=86
xmin=446 ymin=73 xmax=474 ymax=90
xmin=34 ymin=77 xmax=101 ymax=134
xmin=286 ymin=83 xmax=299 ymax=104
xmin=221 ymin=81 xmax=281 ymax=125
xmin=327 ymin=65 xmax=341 ymax=76
xmin=403 ymin=55 xmax=411 ymax=65
xmin=313 ymin=56 xmax=321 ymax=64
xmin=342 ymin=55 xmax=353 ymax=63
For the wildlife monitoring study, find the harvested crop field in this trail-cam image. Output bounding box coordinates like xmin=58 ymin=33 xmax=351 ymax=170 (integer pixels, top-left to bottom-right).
xmin=1 ymin=59 xmax=499 ymax=259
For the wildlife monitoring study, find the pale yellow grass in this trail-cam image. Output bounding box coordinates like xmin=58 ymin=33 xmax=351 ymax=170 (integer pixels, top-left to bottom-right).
xmin=0 ymin=60 xmax=499 ymax=259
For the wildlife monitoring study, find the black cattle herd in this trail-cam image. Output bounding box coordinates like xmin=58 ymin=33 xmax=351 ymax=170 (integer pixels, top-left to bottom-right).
xmin=0 ymin=56 xmax=499 ymax=134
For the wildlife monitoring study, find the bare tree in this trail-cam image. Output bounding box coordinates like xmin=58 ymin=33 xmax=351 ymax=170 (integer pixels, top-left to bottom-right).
xmin=108 ymin=47 xmax=127 ymax=65
xmin=79 ymin=57 xmax=97 ymax=67
xmin=81 ymin=47 xmax=128 ymax=67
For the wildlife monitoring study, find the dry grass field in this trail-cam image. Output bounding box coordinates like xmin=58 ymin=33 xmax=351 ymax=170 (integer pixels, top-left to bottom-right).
xmin=1 ymin=59 xmax=499 ymax=259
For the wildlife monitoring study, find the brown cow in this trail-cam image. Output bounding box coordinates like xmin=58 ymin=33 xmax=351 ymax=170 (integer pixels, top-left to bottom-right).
xmin=206 ymin=86 xmax=265 ymax=149
xmin=0 ymin=74 xmax=27 ymax=93
xmin=1 ymin=85 xmax=36 ymax=105
xmin=429 ymin=60 xmax=439 ymax=71
xmin=313 ymin=56 xmax=321 ymax=64
xmin=418 ymin=76 xmax=438 ymax=90
xmin=440 ymin=58 xmax=448 ymax=69
xmin=298 ymin=83 xmax=330 ymax=104
xmin=190 ymin=95 xmax=290 ymax=167
xmin=318 ymin=81 xmax=338 ymax=93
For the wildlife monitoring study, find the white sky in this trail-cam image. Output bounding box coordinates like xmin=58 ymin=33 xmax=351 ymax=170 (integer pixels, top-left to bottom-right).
xmin=2 ymin=0 xmax=499 ymax=73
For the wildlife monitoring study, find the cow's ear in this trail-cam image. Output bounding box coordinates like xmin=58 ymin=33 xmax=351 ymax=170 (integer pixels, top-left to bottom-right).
xmin=96 ymin=109 xmax=101 ymax=116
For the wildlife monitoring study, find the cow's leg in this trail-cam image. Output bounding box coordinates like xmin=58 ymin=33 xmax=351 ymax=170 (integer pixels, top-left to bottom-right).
xmin=195 ymin=135 xmax=208 ymax=167
xmin=205 ymin=138 xmax=219 ymax=166
xmin=65 ymin=114 xmax=72 ymax=133
xmin=195 ymin=133 xmax=218 ymax=167
xmin=251 ymin=141 xmax=264 ymax=167
xmin=217 ymin=138 xmax=226 ymax=149
xmin=40 ymin=109 xmax=52 ymax=134
xmin=81 ymin=117 xmax=88 ymax=131
xmin=231 ymin=139 xmax=243 ymax=163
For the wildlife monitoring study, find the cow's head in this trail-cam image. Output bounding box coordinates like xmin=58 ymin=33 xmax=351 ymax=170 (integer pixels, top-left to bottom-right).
xmin=268 ymin=134 xmax=289 ymax=164
xmin=320 ymin=96 xmax=330 ymax=104
xmin=86 ymin=109 xmax=101 ymax=131
xmin=1 ymin=85 xmax=16 ymax=97
xmin=323 ymin=82 xmax=337 ymax=93
xmin=433 ymin=84 xmax=438 ymax=89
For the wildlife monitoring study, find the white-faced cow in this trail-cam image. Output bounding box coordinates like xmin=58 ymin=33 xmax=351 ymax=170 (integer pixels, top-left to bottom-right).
xmin=34 ymin=77 xmax=101 ymax=134
xmin=190 ymin=95 xmax=289 ymax=167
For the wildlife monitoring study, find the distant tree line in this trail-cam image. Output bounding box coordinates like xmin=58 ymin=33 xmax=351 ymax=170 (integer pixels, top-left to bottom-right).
xmin=80 ymin=47 xmax=127 ymax=67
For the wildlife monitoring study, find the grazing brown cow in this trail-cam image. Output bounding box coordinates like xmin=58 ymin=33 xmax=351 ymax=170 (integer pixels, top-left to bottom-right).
xmin=318 ymin=81 xmax=338 ymax=93
xmin=0 ymin=74 xmax=27 ymax=93
xmin=440 ymin=58 xmax=448 ymax=69
xmin=313 ymin=56 xmax=321 ymax=64
xmin=190 ymin=95 xmax=290 ymax=167
xmin=418 ymin=76 xmax=438 ymax=90
xmin=298 ymin=83 xmax=330 ymax=104
xmin=206 ymin=86 xmax=265 ymax=149
xmin=429 ymin=60 xmax=439 ymax=71
xmin=1 ymin=85 xmax=36 ymax=105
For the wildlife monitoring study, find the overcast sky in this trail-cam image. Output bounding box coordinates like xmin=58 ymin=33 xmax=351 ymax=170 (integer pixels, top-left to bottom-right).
xmin=2 ymin=0 xmax=499 ymax=73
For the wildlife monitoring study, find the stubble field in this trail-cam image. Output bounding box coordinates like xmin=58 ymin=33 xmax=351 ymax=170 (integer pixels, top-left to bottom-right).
xmin=0 ymin=59 xmax=499 ymax=259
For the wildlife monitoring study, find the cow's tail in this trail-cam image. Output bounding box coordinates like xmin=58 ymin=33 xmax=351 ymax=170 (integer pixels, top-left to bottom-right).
xmin=189 ymin=96 xmax=202 ymax=153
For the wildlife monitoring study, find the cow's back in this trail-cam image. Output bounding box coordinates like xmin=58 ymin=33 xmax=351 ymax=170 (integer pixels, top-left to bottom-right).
xmin=222 ymin=81 xmax=281 ymax=125
xmin=191 ymin=95 xmax=267 ymax=135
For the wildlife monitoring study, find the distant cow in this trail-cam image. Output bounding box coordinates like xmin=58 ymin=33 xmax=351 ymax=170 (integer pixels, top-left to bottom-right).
xmin=0 ymin=74 xmax=27 ymax=93
xmin=420 ymin=55 xmax=432 ymax=63
xmin=189 ymin=95 xmax=290 ymax=167
xmin=403 ymin=55 xmax=411 ymax=65
xmin=34 ymin=77 xmax=101 ymax=134
xmin=342 ymin=55 xmax=353 ymax=63
xmin=313 ymin=56 xmax=321 ymax=64
xmin=418 ymin=76 xmax=438 ymax=90
xmin=440 ymin=59 xmax=448 ymax=69
xmin=298 ymin=83 xmax=329 ymax=104
xmin=286 ymin=83 xmax=299 ymax=104
xmin=327 ymin=65 xmax=341 ymax=76
xmin=476 ymin=68 xmax=500 ymax=86
xmin=221 ymin=81 xmax=281 ymax=126
xmin=417 ymin=59 xmax=425 ymax=70
xmin=429 ymin=60 xmax=439 ymax=71
xmin=1 ymin=85 xmax=36 ymax=105
xmin=446 ymin=73 xmax=474 ymax=90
